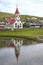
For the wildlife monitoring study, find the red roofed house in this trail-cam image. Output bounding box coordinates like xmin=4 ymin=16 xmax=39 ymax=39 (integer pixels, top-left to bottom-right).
xmin=5 ymin=7 xmax=23 ymax=30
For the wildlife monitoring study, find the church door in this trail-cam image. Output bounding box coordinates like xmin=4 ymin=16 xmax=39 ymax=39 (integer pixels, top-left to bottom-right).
xmin=18 ymin=25 xmax=19 ymax=29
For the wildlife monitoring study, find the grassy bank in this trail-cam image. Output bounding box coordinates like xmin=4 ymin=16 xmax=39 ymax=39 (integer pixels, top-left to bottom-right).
xmin=0 ymin=28 xmax=43 ymax=40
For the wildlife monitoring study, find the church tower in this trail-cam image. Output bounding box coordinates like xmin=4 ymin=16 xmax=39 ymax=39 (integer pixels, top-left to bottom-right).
xmin=15 ymin=7 xmax=20 ymax=22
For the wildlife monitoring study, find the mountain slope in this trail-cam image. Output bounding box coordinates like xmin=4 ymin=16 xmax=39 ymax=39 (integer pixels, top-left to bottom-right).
xmin=0 ymin=12 xmax=43 ymax=22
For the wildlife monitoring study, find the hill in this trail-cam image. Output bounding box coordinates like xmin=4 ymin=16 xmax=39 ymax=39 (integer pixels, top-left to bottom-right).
xmin=0 ymin=12 xmax=14 ymax=22
xmin=0 ymin=12 xmax=43 ymax=22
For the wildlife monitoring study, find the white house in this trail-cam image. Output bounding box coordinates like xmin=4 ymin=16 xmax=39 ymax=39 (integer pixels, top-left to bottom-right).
xmin=5 ymin=7 xmax=23 ymax=30
xmin=0 ymin=22 xmax=5 ymax=29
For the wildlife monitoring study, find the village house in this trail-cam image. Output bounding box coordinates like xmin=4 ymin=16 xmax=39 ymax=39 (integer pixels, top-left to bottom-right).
xmin=0 ymin=22 xmax=5 ymax=29
xmin=25 ymin=17 xmax=43 ymax=28
xmin=4 ymin=7 xmax=23 ymax=30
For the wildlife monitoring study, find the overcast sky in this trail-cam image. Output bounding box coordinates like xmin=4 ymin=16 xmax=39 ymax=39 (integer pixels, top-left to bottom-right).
xmin=0 ymin=0 xmax=43 ymax=17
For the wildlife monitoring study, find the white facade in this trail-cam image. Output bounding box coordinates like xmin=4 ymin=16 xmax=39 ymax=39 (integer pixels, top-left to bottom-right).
xmin=13 ymin=20 xmax=23 ymax=29
xmin=13 ymin=8 xmax=23 ymax=30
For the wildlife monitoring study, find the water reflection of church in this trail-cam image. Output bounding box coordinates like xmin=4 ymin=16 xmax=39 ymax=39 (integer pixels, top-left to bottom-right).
xmin=9 ymin=39 xmax=23 ymax=60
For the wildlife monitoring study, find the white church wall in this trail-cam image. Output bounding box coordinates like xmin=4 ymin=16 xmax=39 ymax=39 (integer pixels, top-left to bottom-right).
xmin=13 ymin=20 xmax=23 ymax=29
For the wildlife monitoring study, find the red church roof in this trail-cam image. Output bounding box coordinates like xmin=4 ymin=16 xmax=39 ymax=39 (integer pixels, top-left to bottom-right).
xmin=15 ymin=8 xmax=19 ymax=13
xmin=8 ymin=18 xmax=16 ymax=24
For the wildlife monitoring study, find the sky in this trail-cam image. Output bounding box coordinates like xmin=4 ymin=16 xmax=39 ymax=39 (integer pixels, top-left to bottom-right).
xmin=0 ymin=0 xmax=43 ymax=17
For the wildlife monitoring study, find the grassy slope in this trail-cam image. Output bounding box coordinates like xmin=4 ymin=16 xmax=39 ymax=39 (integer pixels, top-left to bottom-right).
xmin=0 ymin=12 xmax=14 ymax=19
xmin=0 ymin=12 xmax=43 ymax=22
xmin=0 ymin=12 xmax=14 ymax=22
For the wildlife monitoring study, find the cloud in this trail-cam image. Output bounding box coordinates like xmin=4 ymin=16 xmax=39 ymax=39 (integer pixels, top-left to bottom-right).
xmin=0 ymin=0 xmax=43 ymax=17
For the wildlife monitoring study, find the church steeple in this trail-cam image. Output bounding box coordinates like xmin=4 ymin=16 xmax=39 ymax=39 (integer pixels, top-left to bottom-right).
xmin=15 ymin=4 xmax=19 ymax=14
xmin=15 ymin=5 xmax=20 ymax=21
xmin=15 ymin=8 xmax=19 ymax=14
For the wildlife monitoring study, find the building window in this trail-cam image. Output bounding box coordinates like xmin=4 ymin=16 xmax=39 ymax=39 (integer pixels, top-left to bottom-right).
xmin=17 ymin=18 xmax=19 ymax=22
xmin=15 ymin=23 xmax=17 ymax=27
xmin=20 ymin=23 xmax=21 ymax=27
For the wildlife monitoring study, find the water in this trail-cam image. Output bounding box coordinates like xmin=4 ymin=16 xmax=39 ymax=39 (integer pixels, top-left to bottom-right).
xmin=0 ymin=37 xmax=43 ymax=65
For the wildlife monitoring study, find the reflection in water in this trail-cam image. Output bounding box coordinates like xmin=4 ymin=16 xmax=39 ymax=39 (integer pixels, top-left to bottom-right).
xmin=0 ymin=37 xmax=43 ymax=65
xmin=9 ymin=38 xmax=23 ymax=61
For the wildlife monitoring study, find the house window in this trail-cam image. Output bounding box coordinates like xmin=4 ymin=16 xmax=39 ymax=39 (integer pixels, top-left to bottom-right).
xmin=15 ymin=23 xmax=17 ymax=27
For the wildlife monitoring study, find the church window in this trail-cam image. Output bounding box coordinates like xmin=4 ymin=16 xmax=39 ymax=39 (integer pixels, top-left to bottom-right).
xmin=20 ymin=23 xmax=21 ymax=27
xmin=15 ymin=23 xmax=17 ymax=27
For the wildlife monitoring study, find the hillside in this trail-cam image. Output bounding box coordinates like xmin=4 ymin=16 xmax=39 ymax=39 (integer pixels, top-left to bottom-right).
xmin=0 ymin=12 xmax=43 ymax=22
xmin=0 ymin=12 xmax=14 ymax=22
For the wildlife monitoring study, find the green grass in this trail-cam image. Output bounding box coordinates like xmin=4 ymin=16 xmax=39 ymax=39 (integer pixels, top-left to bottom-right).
xmin=0 ymin=29 xmax=43 ymax=40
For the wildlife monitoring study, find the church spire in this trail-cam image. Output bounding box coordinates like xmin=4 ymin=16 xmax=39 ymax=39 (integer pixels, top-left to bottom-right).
xmin=15 ymin=4 xmax=19 ymax=14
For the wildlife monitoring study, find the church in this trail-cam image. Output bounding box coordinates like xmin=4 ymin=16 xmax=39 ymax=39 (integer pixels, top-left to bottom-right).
xmin=5 ymin=7 xmax=23 ymax=30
